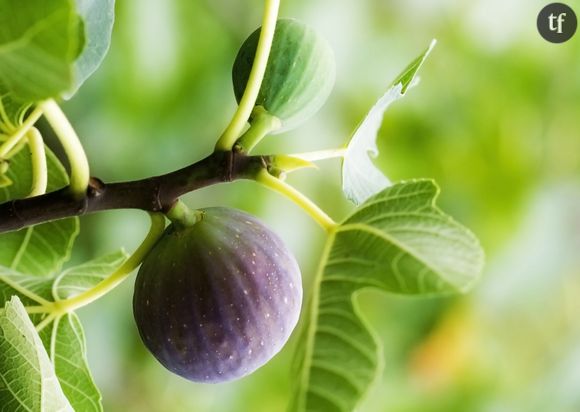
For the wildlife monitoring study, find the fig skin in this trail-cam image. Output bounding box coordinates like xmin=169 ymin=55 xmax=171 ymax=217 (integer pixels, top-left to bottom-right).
xmin=133 ymin=207 xmax=302 ymax=383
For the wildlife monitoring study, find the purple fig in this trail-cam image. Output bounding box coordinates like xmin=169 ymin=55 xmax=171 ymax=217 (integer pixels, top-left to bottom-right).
xmin=133 ymin=207 xmax=302 ymax=383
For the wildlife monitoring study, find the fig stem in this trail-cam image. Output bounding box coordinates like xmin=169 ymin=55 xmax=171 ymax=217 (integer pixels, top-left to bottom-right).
xmin=3 ymin=136 xmax=29 ymax=160
xmin=0 ymin=272 xmax=52 ymax=307
xmin=0 ymin=105 xmax=43 ymax=159
xmin=270 ymin=155 xmax=316 ymax=175
xmin=48 ymin=213 xmax=167 ymax=314
xmin=255 ymin=168 xmax=337 ymax=232
xmin=40 ymin=100 xmax=90 ymax=199
xmin=166 ymin=200 xmax=203 ymax=227
xmin=26 ymin=127 xmax=48 ymax=198
xmin=215 ymin=0 xmax=280 ymax=151
xmin=26 ymin=306 xmax=49 ymax=314
xmin=236 ymin=107 xmax=281 ymax=152
xmin=288 ymin=148 xmax=347 ymax=162
xmin=35 ymin=313 xmax=57 ymax=333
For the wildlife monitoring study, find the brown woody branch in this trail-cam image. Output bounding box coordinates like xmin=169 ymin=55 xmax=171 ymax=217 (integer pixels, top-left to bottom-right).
xmin=0 ymin=150 xmax=270 ymax=234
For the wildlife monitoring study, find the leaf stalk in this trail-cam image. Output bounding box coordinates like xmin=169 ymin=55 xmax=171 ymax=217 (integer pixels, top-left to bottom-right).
xmin=255 ymin=168 xmax=337 ymax=232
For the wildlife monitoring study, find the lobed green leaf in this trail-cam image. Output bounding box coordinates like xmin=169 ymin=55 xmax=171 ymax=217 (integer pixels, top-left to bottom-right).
xmin=0 ymin=296 xmax=73 ymax=412
xmin=0 ymin=250 xmax=128 ymax=411
xmin=0 ymin=0 xmax=83 ymax=102
xmin=0 ymin=0 xmax=115 ymax=107
xmin=0 ymin=250 xmax=128 ymax=305
xmin=37 ymin=314 xmax=103 ymax=412
xmin=0 ymin=145 xmax=79 ymax=276
xmin=65 ymin=0 xmax=116 ymax=98
xmin=291 ymin=179 xmax=484 ymax=411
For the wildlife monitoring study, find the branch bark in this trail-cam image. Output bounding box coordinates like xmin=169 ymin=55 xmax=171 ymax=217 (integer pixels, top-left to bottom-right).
xmin=0 ymin=150 xmax=269 ymax=233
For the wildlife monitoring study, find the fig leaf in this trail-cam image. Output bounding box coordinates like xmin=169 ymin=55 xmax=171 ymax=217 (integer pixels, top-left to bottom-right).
xmin=291 ymin=179 xmax=484 ymax=412
xmin=0 ymin=250 xmax=128 ymax=412
xmin=0 ymin=296 xmax=74 ymax=411
xmin=65 ymin=0 xmax=116 ymax=99
xmin=0 ymin=144 xmax=79 ymax=276
xmin=0 ymin=0 xmax=83 ymax=102
xmin=342 ymin=40 xmax=436 ymax=205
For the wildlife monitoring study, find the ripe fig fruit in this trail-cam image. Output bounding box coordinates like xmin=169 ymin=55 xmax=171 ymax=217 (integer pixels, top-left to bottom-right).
xmin=232 ymin=18 xmax=335 ymax=133
xmin=133 ymin=207 xmax=302 ymax=383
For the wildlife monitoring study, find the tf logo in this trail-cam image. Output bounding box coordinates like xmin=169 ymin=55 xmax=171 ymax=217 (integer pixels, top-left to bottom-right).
xmin=537 ymin=3 xmax=577 ymax=43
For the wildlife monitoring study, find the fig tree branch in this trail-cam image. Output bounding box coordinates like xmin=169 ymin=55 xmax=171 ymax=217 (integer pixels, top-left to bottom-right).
xmin=0 ymin=150 xmax=269 ymax=234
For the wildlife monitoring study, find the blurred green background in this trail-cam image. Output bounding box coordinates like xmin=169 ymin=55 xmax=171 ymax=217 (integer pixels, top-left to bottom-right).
xmin=55 ymin=0 xmax=580 ymax=410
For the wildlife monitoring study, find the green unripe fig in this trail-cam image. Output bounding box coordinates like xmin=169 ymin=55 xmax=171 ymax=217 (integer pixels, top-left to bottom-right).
xmin=232 ymin=18 xmax=336 ymax=133
xmin=133 ymin=207 xmax=302 ymax=383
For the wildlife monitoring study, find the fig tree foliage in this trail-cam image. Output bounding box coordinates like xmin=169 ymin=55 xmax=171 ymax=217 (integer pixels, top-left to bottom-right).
xmin=0 ymin=1 xmax=483 ymax=411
